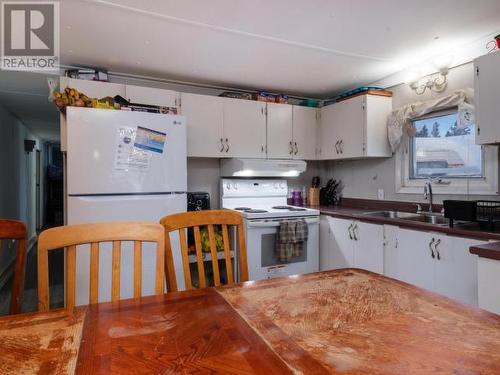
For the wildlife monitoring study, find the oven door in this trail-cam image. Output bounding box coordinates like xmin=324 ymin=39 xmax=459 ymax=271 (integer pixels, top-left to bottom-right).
xmin=244 ymin=217 xmax=319 ymax=280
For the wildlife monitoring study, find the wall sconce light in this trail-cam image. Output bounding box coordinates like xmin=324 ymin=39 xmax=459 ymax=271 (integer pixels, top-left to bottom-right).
xmin=406 ymin=55 xmax=453 ymax=95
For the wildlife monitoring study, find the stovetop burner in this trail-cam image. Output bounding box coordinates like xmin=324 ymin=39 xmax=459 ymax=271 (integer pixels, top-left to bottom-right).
xmin=272 ymin=206 xmax=293 ymax=209
xmin=289 ymin=208 xmax=307 ymax=211
xmin=234 ymin=207 xmax=252 ymax=211
xmin=244 ymin=209 xmax=268 ymax=213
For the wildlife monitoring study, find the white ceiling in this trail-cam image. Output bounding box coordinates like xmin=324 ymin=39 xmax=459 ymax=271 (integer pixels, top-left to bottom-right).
xmin=1 ymin=0 xmax=499 ymax=141
xmin=0 ymin=71 xmax=60 ymax=142
xmin=60 ymin=0 xmax=500 ymax=96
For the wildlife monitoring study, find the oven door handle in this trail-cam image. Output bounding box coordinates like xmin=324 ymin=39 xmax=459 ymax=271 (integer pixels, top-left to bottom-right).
xmin=247 ymin=217 xmax=320 ymax=228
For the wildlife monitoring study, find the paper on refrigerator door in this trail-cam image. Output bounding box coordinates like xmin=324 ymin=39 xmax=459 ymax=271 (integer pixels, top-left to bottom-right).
xmin=114 ymin=126 xmax=152 ymax=172
xmin=134 ymin=126 xmax=166 ymax=154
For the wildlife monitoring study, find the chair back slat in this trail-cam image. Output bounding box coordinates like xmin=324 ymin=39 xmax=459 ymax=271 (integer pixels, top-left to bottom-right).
xmin=133 ymin=241 xmax=142 ymax=298
xmin=154 ymin=239 xmax=165 ymax=295
xmin=237 ymin=225 xmax=249 ymax=282
xmin=193 ymin=226 xmax=207 ymax=288
xmin=111 ymin=241 xmax=121 ymax=302
xmin=37 ymin=222 xmax=165 ymax=311
xmin=221 ymin=225 xmax=234 ymax=284
xmin=178 ymin=228 xmax=192 ymax=290
xmin=89 ymin=242 xmax=99 ymax=304
xmin=0 ymin=220 xmax=27 ymax=315
xmin=164 ymin=234 xmax=177 ymax=292
xmin=207 ymin=224 xmax=221 ymax=286
xmin=160 ymin=210 xmax=247 ymax=291
xmin=66 ymin=245 xmax=77 ymax=309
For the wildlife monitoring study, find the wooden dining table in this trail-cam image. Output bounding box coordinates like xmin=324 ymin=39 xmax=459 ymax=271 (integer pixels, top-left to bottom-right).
xmin=2 ymin=269 xmax=500 ymax=374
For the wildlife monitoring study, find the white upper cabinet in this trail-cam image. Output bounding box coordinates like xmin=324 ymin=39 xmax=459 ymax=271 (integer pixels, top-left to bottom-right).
xmin=292 ymin=106 xmax=318 ymax=160
xmin=318 ymin=104 xmax=337 ymax=160
xmin=223 ymin=98 xmax=267 ymax=158
xmin=319 ymin=93 xmax=392 ymax=160
xmin=267 ymin=104 xmax=318 ymax=160
xmin=474 ymin=52 xmax=500 ymax=144
xmin=181 ymin=93 xmax=224 ymax=158
xmin=267 ymin=103 xmax=293 ymax=159
xmin=125 ymin=85 xmax=179 ymax=108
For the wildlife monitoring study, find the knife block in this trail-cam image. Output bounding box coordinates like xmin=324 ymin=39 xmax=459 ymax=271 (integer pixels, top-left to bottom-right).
xmin=308 ymin=188 xmax=320 ymax=207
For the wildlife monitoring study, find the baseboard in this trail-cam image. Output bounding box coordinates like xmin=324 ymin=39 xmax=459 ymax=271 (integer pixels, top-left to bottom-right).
xmin=0 ymin=234 xmax=37 ymax=291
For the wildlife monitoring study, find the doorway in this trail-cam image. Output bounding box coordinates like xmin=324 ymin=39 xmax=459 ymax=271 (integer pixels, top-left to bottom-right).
xmin=36 ymin=149 xmax=41 ymax=232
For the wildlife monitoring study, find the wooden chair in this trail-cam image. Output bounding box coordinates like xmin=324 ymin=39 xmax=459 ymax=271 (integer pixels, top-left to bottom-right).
xmin=37 ymin=222 xmax=165 ymax=312
xmin=160 ymin=210 xmax=248 ymax=292
xmin=0 ymin=220 xmax=27 ymax=314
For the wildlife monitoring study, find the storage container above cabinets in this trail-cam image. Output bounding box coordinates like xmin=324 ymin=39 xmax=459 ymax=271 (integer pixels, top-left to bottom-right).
xmin=474 ymin=52 xmax=500 ymax=145
xmin=318 ymin=93 xmax=392 ymax=160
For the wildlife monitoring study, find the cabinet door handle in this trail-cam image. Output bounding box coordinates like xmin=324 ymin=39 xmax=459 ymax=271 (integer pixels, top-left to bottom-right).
xmin=294 ymin=142 xmax=298 ymax=155
xmin=289 ymin=141 xmax=293 ymax=155
xmin=429 ymin=238 xmax=435 ymax=258
xmin=353 ymin=224 xmax=358 ymax=241
xmin=348 ymin=223 xmax=354 ymax=240
xmin=261 ymin=145 xmax=264 ymax=153
xmin=335 ymin=141 xmax=340 ymax=154
xmin=339 ymin=140 xmax=343 ymax=154
xmin=220 ymin=138 xmax=225 ymax=152
xmin=225 ymin=138 xmax=230 ymax=153
xmin=434 ymin=238 xmax=441 ymax=260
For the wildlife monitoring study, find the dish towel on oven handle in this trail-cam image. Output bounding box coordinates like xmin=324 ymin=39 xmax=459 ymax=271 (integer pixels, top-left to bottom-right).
xmin=276 ymin=219 xmax=309 ymax=262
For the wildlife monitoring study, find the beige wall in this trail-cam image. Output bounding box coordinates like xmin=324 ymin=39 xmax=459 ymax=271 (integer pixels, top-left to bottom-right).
xmin=327 ymin=62 xmax=499 ymax=203
xmin=187 ymin=159 xmax=326 ymax=208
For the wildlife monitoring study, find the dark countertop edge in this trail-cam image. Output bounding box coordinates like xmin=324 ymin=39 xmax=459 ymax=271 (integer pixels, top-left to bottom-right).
xmin=317 ymin=206 xmax=500 ymax=241
xmin=470 ymin=242 xmax=500 ymax=261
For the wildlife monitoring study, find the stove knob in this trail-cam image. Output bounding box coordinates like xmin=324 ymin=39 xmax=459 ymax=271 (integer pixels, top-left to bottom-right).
xmin=279 ymin=183 xmax=285 ymax=189
xmin=226 ymin=183 xmax=231 ymax=190
xmin=273 ymin=183 xmax=278 ymax=189
xmin=233 ymin=183 xmax=238 ymax=190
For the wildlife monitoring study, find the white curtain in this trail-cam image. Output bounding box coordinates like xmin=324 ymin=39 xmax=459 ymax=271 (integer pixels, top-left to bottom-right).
xmin=387 ymin=88 xmax=475 ymax=152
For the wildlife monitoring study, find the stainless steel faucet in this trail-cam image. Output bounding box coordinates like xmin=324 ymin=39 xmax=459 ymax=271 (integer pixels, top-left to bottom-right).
xmin=423 ymin=180 xmax=433 ymax=213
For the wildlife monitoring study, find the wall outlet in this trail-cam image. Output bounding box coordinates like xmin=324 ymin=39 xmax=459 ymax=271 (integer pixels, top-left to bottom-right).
xmin=377 ymin=189 xmax=385 ymax=200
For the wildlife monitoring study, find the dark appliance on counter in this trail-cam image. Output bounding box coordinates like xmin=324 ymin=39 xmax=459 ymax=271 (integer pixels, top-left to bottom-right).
xmin=187 ymin=192 xmax=210 ymax=212
xmin=444 ymin=200 xmax=500 ymax=229
xmin=443 ymin=200 xmax=477 ymax=228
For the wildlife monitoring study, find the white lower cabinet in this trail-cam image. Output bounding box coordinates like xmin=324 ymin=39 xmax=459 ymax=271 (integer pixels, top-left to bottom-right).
xmin=384 ymin=225 xmax=485 ymax=306
xmin=328 ymin=217 xmax=355 ymax=269
xmin=320 ymin=215 xmax=486 ymax=306
xmin=319 ymin=216 xmax=332 ymax=271
xmin=353 ymin=220 xmax=384 ymax=273
xmin=320 ymin=216 xmax=383 ymax=274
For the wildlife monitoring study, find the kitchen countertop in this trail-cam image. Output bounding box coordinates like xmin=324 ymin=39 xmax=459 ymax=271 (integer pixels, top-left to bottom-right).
xmin=470 ymin=242 xmax=500 ymax=261
xmin=317 ymin=205 xmax=500 ymax=241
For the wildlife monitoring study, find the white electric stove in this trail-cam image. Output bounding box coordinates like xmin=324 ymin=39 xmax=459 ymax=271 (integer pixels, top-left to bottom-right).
xmin=221 ymin=178 xmax=319 ymax=280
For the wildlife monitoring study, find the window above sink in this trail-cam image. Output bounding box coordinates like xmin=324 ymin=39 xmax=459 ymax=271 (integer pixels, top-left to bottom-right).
xmin=395 ymin=108 xmax=498 ymax=196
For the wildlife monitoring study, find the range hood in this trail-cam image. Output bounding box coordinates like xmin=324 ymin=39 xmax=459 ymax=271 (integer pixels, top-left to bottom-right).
xmin=220 ymin=158 xmax=307 ymax=177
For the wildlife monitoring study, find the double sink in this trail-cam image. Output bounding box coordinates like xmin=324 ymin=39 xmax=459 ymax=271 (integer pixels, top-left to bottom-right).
xmin=363 ymin=210 xmax=450 ymax=226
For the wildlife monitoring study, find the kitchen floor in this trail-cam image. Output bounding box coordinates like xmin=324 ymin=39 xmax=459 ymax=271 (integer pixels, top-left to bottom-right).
xmin=0 ymin=243 xmax=64 ymax=315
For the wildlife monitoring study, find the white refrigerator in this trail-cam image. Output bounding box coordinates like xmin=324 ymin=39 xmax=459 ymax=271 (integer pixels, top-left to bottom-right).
xmin=66 ymin=107 xmax=187 ymax=304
